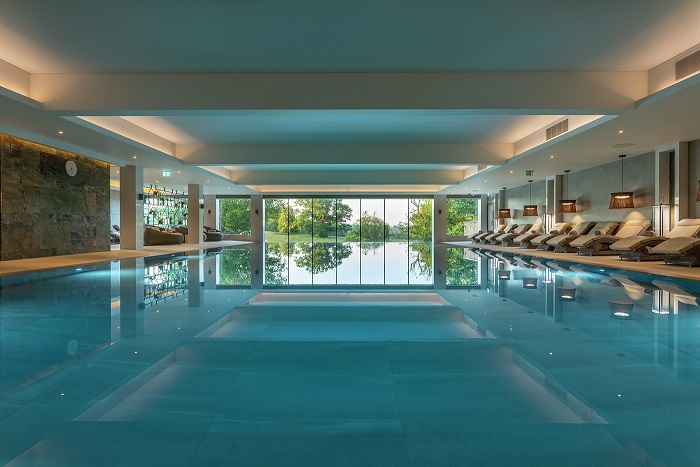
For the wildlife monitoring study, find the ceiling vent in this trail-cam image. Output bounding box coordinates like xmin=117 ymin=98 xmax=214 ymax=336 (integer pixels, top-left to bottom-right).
xmin=676 ymin=49 xmax=700 ymax=81
xmin=545 ymin=119 xmax=568 ymax=140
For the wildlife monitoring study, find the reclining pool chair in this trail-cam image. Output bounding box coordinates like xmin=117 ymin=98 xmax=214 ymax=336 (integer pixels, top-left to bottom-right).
xmin=508 ymin=222 xmax=544 ymax=249
xmin=547 ymin=221 xmax=616 ymax=253
xmin=571 ymin=219 xmax=651 ymax=256
xmin=529 ymin=222 xmax=571 ymax=250
xmin=542 ymin=221 xmax=598 ymax=252
xmin=481 ymin=223 xmax=518 ymax=244
xmin=466 ymin=230 xmax=486 ymax=241
xmin=650 ymin=227 xmax=700 ymax=267
xmin=610 ymin=218 xmax=700 ymax=261
xmin=472 ymin=224 xmax=507 ymax=243
xmin=490 ymin=223 xmax=531 ymax=245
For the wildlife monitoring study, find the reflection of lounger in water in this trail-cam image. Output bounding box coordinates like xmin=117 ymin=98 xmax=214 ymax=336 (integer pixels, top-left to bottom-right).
xmin=570 ymin=265 xmax=618 ymax=286
xmin=652 ymin=280 xmax=700 ymax=306
xmin=609 ymin=273 xmax=657 ymax=295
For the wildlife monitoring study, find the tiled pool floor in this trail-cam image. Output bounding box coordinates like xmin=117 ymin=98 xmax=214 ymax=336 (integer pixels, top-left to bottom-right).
xmin=4 ymin=289 xmax=681 ymax=466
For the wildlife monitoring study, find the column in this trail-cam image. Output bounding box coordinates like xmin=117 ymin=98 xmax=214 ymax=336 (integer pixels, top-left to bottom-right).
xmin=479 ymin=195 xmax=488 ymax=232
xmin=188 ymin=252 xmax=203 ymax=307
xmin=656 ymin=142 xmax=689 ymax=228
xmin=188 ymin=184 xmax=204 ymax=244
xmin=250 ymin=195 xmax=264 ymax=243
xmin=119 ymin=165 xmax=144 ymax=250
xmin=119 ymin=258 xmax=145 ymax=337
xmin=203 ymin=194 xmax=217 ymax=230
xmin=433 ymin=195 xmax=447 ymax=243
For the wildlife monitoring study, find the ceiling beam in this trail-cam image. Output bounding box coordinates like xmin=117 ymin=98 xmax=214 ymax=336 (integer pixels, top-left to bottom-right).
xmin=177 ymin=142 xmax=512 ymax=166
xmin=30 ymin=72 xmax=648 ymax=114
xmin=229 ymin=169 xmax=464 ymax=186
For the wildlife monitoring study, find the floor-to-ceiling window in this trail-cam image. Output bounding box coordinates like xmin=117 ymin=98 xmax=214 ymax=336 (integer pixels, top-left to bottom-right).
xmin=444 ymin=197 xmax=479 ymax=286
xmin=217 ymin=197 xmax=252 ymax=235
xmin=264 ymin=196 xmax=433 ymax=286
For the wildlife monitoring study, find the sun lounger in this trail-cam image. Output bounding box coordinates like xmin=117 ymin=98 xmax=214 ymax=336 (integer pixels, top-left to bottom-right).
xmin=546 ymin=221 xmax=615 ymax=253
xmin=472 ymin=224 xmax=507 ymax=243
xmin=572 ymin=219 xmax=651 ymax=256
xmin=653 ymin=235 xmax=700 ymax=267
xmin=610 ymin=219 xmax=700 ymax=261
xmin=539 ymin=222 xmax=594 ymax=251
xmin=499 ymin=222 xmax=541 ymax=247
xmin=528 ymin=222 xmax=571 ymax=250
xmin=481 ymin=223 xmax=519 ymax=243
xmin=490 ymin=223 xmax=532 ymax=245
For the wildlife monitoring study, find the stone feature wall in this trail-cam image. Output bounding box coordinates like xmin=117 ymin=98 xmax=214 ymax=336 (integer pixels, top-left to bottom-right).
xmin=0 ymin=135 xmax=110 ymax=260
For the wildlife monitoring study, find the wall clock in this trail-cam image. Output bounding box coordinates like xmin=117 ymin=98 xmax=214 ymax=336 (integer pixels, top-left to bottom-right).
xmin=65 ymin=160 xmax=77 ymax=176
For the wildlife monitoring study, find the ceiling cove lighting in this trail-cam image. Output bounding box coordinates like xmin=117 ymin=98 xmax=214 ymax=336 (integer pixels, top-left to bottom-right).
xmin=558 ymin=170 xmax=577 ymax=213
xmin=609 ymin=155 xmax=635 ymax=209
xmin=523 ymin=180 xmax=539 ymax=216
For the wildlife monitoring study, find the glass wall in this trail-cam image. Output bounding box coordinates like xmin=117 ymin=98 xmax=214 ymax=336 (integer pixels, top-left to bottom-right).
xmin=217 ymin=197 xmax=251 ymax=234
xmin=264 ymin=197 xmax=433 ymax=286
xmin=446 ymin=197 xmax=479 ymax=237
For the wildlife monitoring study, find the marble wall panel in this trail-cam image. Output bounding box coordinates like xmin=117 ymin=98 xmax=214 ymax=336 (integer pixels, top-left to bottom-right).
xmin=0 ymin=135 xmax=110 ymax=260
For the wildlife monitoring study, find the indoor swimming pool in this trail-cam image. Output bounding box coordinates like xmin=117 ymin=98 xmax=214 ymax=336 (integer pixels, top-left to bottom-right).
xmin=1 ymin=245 xmax=700 ymax=465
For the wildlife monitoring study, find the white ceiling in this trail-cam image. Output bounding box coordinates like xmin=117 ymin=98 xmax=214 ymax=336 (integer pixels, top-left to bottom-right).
xmin=3 ymin=1 xmax=700 ymax=73
xmin=0 ymin=1 xmax=700 ymax=194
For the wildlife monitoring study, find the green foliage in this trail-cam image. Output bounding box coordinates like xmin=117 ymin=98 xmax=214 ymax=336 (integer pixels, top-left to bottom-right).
xmin=264 ymin=199 xmax=287 ymax=232
xmin=264 ymin=243 xmax=288 ymax=285
xmin=346 ymin=212 xmax=389 ymax=241
xmin=277 ymin=205 xmax=297 ymax=233
xmin=218 ymin=198 xmax=251 ymax=235
xmin=446 ymin=198 xmax=478 ymax=236
xmin=410 ymin=242 xmax=432 ymax=277
xmin=445 ymin=247 xmax=478 ymax=285
xmin=402 ymin=199 xmax=432 ymax=242
xmin=217 ymin=249 xmax=252 ymax=285
xmin=293 ymin=242 xmax=352 ymax=274
xmin=290 ymin=199 xmax=352 ymax=238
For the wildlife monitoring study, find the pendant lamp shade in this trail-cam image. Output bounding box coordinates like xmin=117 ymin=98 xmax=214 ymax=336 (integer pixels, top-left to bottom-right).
xmin=558 ymin=170 xmax=577 ymax=213
xmin=609 ymin=155 xmax=635 ymax=209
xmin=497 ymin=208 xmax=511 ymax=219
xmin=523 ymin=180 xmax=539 ymax=216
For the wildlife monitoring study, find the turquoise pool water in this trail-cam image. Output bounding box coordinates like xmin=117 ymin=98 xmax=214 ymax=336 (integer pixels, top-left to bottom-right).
xmin=2 ymin=246 xmax=700 ymax=465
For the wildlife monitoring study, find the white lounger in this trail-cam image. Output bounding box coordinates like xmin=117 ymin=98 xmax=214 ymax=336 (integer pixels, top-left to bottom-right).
xmin=610 ymin=218 xmax=700 ymax=261
xmin=571 ymin=219 xmax=651 ymax=256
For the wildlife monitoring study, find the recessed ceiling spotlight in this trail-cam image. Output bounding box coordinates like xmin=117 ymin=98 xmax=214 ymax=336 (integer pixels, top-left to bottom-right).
xmin=58 ymin=130 xmax=64 ymax=135
xmin=618 ymin=130 xmax=624 ymax=134
xmin=550 ymin=155 xmax=554 ymax=159
xmin=510 ymin=170 xmax=514 ymax=173
xmin=132 ymin=155 xmax=137 ymax=159
xmin=610 ymin=143 xmax=634 ymax=149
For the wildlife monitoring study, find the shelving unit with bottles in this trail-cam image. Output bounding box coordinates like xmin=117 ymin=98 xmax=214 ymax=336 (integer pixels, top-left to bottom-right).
xmin=143 ymin=185 xmax=188 ymax=228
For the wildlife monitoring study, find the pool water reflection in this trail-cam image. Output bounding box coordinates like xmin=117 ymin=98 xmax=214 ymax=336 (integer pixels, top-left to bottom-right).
xmin=3 ymin=247 xmax=700 ymax=464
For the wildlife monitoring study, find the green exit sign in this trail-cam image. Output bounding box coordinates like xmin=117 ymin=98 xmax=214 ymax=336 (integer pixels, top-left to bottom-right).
xmin=525 ymin=170 xmax=534 ymax=176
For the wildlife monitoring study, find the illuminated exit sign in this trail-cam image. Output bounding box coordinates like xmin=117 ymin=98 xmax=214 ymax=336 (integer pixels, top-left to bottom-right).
xmin=525 ymin=170 xmax=534 ymax=176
